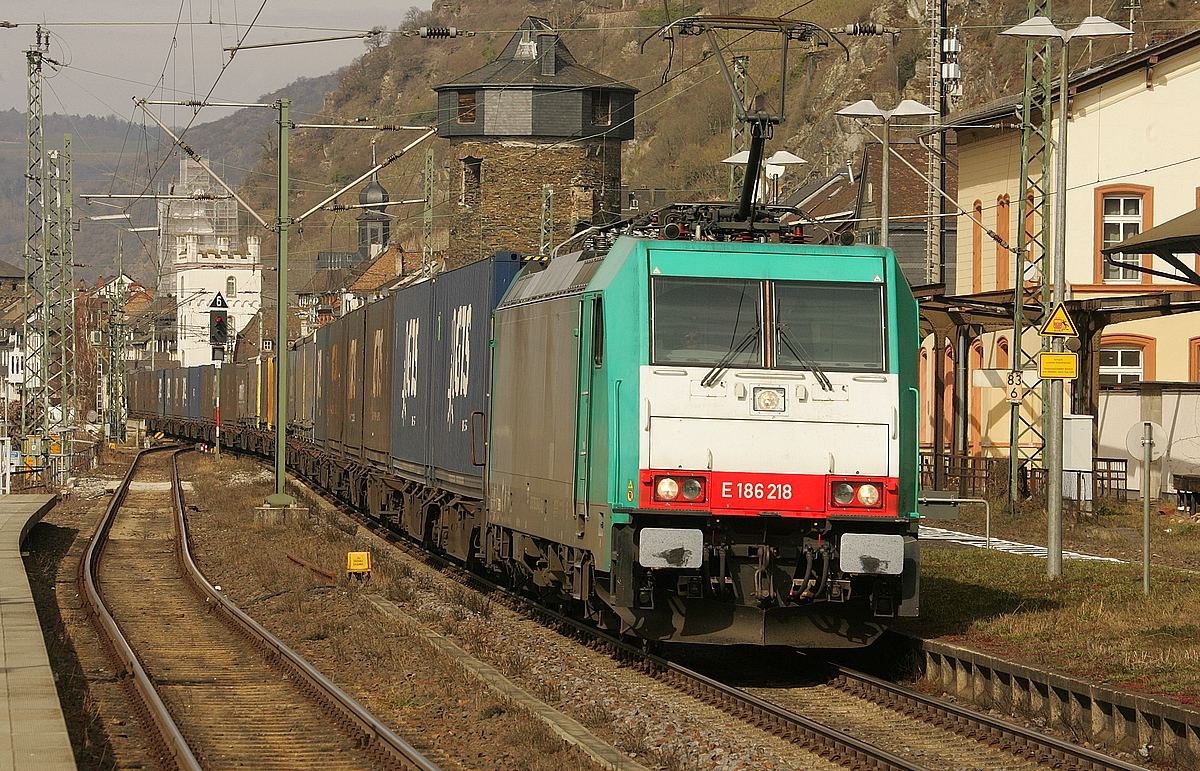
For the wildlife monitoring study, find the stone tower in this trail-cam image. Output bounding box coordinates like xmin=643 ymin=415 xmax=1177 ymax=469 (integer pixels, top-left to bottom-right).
xmin=357 ymin=172 xmax=390 ymax=261
xmin=434 ymin=17 xmax=637 ymax=262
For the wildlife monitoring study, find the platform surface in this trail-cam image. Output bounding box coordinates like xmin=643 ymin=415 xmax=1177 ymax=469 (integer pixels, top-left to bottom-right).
xmin=0 ymin=494 xmax=75 ymax=771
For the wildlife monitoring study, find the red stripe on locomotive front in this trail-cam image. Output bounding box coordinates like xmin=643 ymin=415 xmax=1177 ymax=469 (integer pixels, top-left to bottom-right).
xmin=638 ymin=469 xmax=900 ymax=517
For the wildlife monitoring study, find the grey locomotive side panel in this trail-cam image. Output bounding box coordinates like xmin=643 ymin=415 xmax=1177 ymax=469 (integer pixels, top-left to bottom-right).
xmin=343 ymin=308 xmax=367 ymax=457
xmin=488 ymin=295 xmax=581 ymax=543
xmin=390 ymin=281 xmax=432 ymax=478
xmin=363 ymin=296 xmax=394 ymax=461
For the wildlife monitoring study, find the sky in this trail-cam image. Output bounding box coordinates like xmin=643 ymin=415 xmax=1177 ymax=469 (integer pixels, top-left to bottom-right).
xmin=0 ymin=0 xmax=423 ymax=123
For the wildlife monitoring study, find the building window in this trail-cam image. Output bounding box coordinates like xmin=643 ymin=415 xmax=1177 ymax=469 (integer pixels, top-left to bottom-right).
xmin=592 ymin=91 xmax=612 ymax=126
xmin=457 ymin=91 xmax=477 ymax=124
xmin=1102 ymin=196 xmax=1143 ymax=281
xmin=263 ymin=339 xmax=273 ymax=352
xmin=461 ymin=157 xmax=482 ymax=207
xmin=226 ymin=277 xmax=237 ymax=298
xmin=1099 ymin=347 xmax=1142 ymax=385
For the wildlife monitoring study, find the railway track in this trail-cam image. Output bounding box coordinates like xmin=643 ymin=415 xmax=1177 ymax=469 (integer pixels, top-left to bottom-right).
xmin=79 ymin=447 xmax=441 ymax=771
xmin=292 ymin=475 xmax=1150 ymax=771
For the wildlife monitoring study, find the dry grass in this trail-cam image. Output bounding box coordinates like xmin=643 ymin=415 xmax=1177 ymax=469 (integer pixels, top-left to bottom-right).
xmin=178 ymin=451 xmax=607 ymax=771
xmin=897 ymin=547 xmax=1200 ymax=703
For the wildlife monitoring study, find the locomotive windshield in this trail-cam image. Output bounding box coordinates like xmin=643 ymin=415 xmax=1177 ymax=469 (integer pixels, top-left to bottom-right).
xmin=775 ymin=282 xmax=885 ymax=372
xmin=652 ymin=278 xmax=762 ymax=366
xmin=651 ymin=277 xmax=886 ymax=372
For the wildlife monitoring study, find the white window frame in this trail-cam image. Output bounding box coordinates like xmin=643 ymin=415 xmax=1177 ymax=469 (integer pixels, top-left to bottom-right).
xmin=1099 ymin=345 xmax=1143 ymax=386
xmin=1102 ymin=195 xmax=1143 ymax=283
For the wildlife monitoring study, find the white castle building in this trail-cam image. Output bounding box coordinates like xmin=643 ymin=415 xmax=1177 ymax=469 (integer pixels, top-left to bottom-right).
xmin=174 ymin=234 xmax=262 ymax=367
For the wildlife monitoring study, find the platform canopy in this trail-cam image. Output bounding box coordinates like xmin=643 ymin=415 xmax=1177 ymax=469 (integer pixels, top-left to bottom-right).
xmin=1101 ymin=206 xmax=1200 ymax=285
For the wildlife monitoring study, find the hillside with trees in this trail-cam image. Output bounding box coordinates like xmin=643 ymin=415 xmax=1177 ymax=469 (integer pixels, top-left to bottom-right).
xmin=2 ymin=0 xmax=1196 ymax=286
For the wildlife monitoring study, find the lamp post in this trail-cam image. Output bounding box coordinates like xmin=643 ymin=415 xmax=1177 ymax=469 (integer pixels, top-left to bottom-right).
xmin=1001 ymin=15 xmax=1131 ymax=578
xmin=835 ymin=99 xmax=938 ymax=248
xmin=721 ymin=149 xmax=808 ymax=206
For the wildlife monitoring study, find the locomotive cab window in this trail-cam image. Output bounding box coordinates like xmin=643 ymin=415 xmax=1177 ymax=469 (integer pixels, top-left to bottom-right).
xmin=775 ymin=282 xmax=885 ymax=372
xmin=652 ymin=278 xmax=762 ymax=366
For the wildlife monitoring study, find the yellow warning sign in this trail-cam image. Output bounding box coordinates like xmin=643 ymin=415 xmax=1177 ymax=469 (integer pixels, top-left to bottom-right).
xmin=346 ymin=551 xmax=372 ymax=577
xmin=1039 ymin=303 xmax=1079 ymax=337
xmin=1038 ymin=351 xmax=1079 ymax=379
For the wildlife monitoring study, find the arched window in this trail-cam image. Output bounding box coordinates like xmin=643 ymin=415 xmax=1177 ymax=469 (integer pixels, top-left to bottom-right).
xmin=996 ymin=195 xmax=1011 ymax=291
xmin=943 ymin=343 xmax=955 ymax=451
xmin=970 ymin=340 xmax=984 ymax=453
xmin=996 ymin=336 xmax=1009 ymax=370
xmin=226 ymin=277 xmax=237 ymax=298
xmin=1099 ymin=333 xmax=1155 ymax=385
xmin=919 ymin=347 xmax=930 ymax=447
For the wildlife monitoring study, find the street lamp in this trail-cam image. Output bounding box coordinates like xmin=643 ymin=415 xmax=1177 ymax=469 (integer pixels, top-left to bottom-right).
xmin=721 ymin=149 xmax=808 ymax=205
xmin=835 ymin=99 xmax=938 ymax=248
xmin=1000 ymin=15 xmax=1131 ymax=578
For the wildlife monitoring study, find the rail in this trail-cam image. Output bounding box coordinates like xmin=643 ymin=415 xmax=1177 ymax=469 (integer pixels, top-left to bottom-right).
xmin=833 ymin=664 xmax=1146 ymax=771
xmin=79 ymin=446 xmax=203 ymax=771
xmin=170 ymin=451 xmax=442 ymax=771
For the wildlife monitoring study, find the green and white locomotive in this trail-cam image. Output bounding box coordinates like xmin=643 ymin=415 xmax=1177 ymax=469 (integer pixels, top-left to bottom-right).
xmin=485 ymin=234 xmax=920 ymax=647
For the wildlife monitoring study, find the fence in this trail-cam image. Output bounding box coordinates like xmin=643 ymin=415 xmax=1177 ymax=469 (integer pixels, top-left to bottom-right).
xmin=6 ymin=439 xmax=101 ymax=494
xmin=919 ymin=453 xmax=1125 ymax=501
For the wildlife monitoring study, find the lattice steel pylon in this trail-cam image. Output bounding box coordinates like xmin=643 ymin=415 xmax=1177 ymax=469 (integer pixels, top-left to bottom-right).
xmin=727 ymin=56 xmax=749 ymax=200
xmin=421 ymin=148 xmax=434 ymax=276
xmin=924 ymin=0 xmax=945 ymax=285
xmin=1009 ymin=0 xmax=1055 ymax=502
xmin=22 ymin=27 xmax=49 ymax=443
xmin=62 ymin=134 xmax=76 ymax=429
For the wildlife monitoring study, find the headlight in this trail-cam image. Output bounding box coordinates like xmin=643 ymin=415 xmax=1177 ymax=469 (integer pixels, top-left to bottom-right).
xmin=856 ymin=484 xmax=880 ymax=506
xmin=681 ymin=478 xmax=704 ymax=501
xmin=656 ymin=477 xmax=680 ymax=501
xmin=752 ymin=386 xmax=786 ymax=412
xmin=833 ymin=483 xmax=855 ymax=505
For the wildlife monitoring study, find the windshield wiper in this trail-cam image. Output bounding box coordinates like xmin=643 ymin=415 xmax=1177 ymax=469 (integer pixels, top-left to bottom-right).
xmin=701 ymin=323 xmax=761 ymax=388
xmin=777 ymin=323 xmax=833 ymax=391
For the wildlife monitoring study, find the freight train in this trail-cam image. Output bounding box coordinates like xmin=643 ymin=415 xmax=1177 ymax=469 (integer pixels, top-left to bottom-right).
xmin=128 ymin=225 xmax=921 ymax=648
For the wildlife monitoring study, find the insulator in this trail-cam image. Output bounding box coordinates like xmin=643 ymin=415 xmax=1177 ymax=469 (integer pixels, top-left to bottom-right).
xmin=419 ymin=26 xmax=458 ymax=38
xmin=842 ymin=23 xmax=888 ymax=36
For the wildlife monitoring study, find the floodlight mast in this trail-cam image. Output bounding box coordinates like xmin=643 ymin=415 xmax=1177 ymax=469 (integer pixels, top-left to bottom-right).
xmin=646 ymin=15 xmax=847 ymax=224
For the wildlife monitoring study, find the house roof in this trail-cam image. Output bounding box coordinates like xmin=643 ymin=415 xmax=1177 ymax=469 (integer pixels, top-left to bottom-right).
xmin=435 ymin=16 xmax=636 ymax=93
xmin=348 ymin=246 xmax=402 ymax=292
xmin=945 ymin=28 xmax=1200 ymax=129
xmin=0 ymin=260 xmax=22 ymax=280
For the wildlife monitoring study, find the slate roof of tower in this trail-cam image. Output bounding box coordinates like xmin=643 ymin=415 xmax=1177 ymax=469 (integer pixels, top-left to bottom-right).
xmin=435 ymin=16 xmax=637 ymax=93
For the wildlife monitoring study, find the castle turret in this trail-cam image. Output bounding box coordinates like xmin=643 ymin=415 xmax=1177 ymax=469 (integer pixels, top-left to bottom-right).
xmin=434 ymin=16 xmax=637 ymax=262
